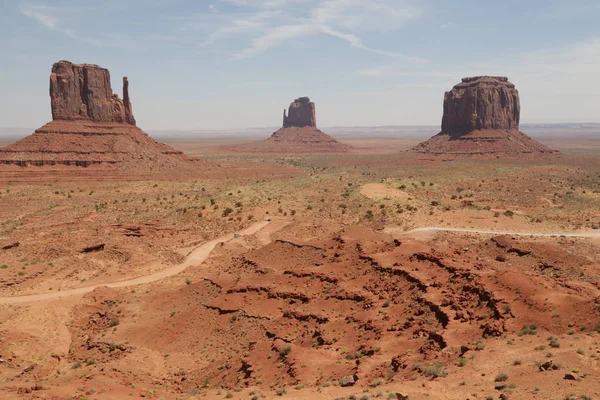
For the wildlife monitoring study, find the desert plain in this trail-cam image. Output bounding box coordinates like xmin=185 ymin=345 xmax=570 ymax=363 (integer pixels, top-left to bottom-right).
xmin=0 ymin=125 xmax=599 ymax=400
xmin=0 ymin=65 xmax=599 ymax=400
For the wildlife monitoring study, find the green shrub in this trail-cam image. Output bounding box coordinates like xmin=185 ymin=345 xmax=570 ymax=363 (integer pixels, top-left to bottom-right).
xmin=518 ymin=324 xmax=538 ymax=336
xmin=494 ymin=373 xmax=508 ymax=382
xmin=279 ymin=345 xmax=292 ymax=358
xmin=369 ymin=378 xmax=383 ymax=387
xmin=423 ymin=361 xmax=447 ymax=378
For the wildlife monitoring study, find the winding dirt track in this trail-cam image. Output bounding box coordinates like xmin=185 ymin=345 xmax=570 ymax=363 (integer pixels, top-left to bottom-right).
xmin=3 ymin=221 xmax=598 ymax=305
xmin=387 ymin=226 xmax=600 ymax=238
xmin=0 ymin=220 xmax=273 ymax=305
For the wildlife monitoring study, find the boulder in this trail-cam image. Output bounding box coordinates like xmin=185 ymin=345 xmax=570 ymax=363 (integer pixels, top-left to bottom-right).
xmin=0 ymin=241 xmax=20 ymax=250
xmin=564 ymin=373 xmax=578 ymax=380
xmin=539 ymin=360 xmax=558 ymax=371
xmin=340 ymin=375 xmax=356 ymax=387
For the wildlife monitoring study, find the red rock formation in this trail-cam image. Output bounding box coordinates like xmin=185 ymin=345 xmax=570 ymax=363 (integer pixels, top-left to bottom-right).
xmin=263 ymin=96 xmax=349 ymax=153
xmin=231 ymin=96 xmax=350 ymax=153
xmin=0 ymin=61 xmax=199 ymax=175
xmin=283 ymin=97 xmax=316 ymax=128
xmin=441 ymin=76 xmax=519 ymax=136
xmin=413 ymin=76 xmax=556 ymax=157
xmin=50 ymin=60 xmax=136 ymax=125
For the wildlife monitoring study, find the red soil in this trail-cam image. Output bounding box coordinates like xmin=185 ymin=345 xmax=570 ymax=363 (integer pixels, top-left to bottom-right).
xmin=229 ymin=127 xmax=352 ymax=154
xmin=413 ymin=129 xmax=557 ymax=157
xmin=0 ymin=120 xmax=193 ymax=169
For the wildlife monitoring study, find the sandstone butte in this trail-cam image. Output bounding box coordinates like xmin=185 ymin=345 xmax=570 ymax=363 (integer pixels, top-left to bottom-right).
xmin=262 ymin=97 xmax=351 ymax=153
xmin=0 ymin=60 xmax=196 ymax=174
xmin=413 ymin=76 xmax=557 ymax=157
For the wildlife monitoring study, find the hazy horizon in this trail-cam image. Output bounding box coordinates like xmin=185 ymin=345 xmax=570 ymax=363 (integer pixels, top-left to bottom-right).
xmin=2 ymin=122 xmax=599 ymax=142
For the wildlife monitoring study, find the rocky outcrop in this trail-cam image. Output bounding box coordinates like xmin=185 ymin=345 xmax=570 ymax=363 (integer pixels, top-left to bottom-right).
xmin=413 ymin=76 xmax=556 ymax=157
xmin=50 ymin=60 xmax=136 ymax=125
xmin=0 ymin=61 xmax=199 ymax=175
xmin=232 ymin=96 xmax=350 ymax=153
xmin=441 ymin=76 xmax=519 ymax=136
xmin=283 ymin=97 xmax=316 ymax=128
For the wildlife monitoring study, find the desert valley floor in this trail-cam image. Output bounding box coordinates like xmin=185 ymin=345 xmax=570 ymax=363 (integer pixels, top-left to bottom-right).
xmin=0 ymin=133 xmax=599 ymax=400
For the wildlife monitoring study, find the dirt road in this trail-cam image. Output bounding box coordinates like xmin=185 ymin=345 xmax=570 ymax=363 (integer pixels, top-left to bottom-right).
xmin=385 ymin=226 xmax=600 ymax=238
xmin=0 ymin=220 xmax=273 ymax=305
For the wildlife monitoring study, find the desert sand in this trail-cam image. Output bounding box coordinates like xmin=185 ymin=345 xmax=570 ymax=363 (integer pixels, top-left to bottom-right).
xmin=1 ymin=133 xmax=599 ymax=400
xmin=0 ymin=64 xmax=599 ymax=400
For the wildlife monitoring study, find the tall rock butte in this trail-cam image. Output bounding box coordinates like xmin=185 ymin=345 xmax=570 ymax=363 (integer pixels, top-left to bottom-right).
xmin=248 ymin=96 xmax=350 ymax=153
xmin=283 ymin=97 xmax=316 ymax=128
xmin=50 ymin=61 xmax=136 ymax=125
xmin=0 ymin=61 xmax=197 ymax=177
xmin=413 ymin=76 xmax=555 ymax=156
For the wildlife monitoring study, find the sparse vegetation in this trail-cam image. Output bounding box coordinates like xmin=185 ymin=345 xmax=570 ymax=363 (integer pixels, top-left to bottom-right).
xmin=519 ymin=323 xmax=538 ymax=336
xmin=494 ymin=372 xmax=509 ymax=382
xmin=279 ymin=345 xmax=292 ymax=358
xmin=423 ymin=361 xmax=447 ymax=378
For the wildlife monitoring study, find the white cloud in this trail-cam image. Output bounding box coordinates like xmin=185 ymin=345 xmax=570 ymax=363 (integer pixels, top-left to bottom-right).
xmin=235 ymin=23 xmax=316 ymax=58
xmin=19 ymin=2 xmax=192 ymax=49
xmin=20 ymin=4 xmax=75 ymax=38
xmin=20 ymin=3 xmax=111 ymax=47
xmin=20 ymin=0 xmax=425 ymax=60
xmin=358 ymin=37 xmax=600 ymax=122
xmin=198 ymin=10 xmax=279 ymax=47
xmin=202 ymin=0 xmax=425 ymax=61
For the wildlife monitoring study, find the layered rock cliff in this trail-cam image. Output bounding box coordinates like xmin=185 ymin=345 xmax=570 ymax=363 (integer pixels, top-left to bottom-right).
xmin=50 ymin=60 xmax=136 ymax=125
xmin=233 ymin=96 xmax=349 ymax=153
xmin=0 ymin=60 xmax=200 ymax=174
xmin=413 ymin=76 xmax=555 ymax=157
xmin=283 ymin=97 xmax=316 ymax=128
xmin=441 ymin=76 xmax=519 ymax=136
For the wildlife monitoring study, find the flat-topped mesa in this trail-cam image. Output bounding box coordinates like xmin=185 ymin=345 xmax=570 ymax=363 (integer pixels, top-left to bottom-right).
xmin=412 ymin=75 xmax=556 ymax=156
xmin=441 ymin=76 xmax=519 ymax=136
xmin=283 ymin=97 xmax=316 ymax=128
xmin=50 ymin=60 xmax=136 ymax=126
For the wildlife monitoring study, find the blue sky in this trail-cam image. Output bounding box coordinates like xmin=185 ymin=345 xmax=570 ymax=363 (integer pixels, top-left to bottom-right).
xmin=0 ymin=0 xmax=599 ymax=130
